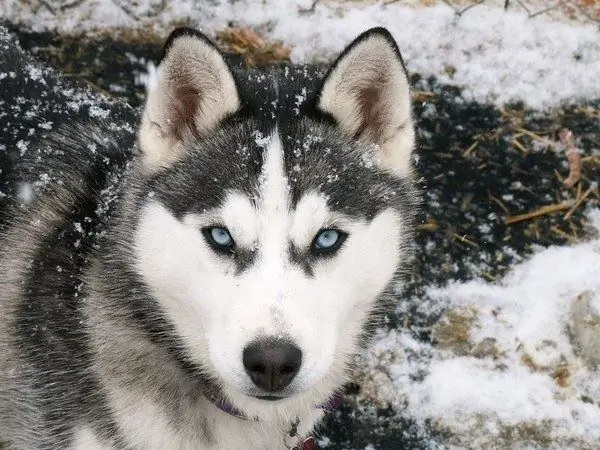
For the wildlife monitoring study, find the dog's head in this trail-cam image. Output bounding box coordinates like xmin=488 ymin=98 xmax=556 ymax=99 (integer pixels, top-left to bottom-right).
xmin=132 ymin=27 xmax=418 ymax=419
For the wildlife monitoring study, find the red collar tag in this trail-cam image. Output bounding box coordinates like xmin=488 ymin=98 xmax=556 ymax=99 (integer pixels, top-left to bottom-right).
xmin=294 ymin=436 xmax=317 ymax=450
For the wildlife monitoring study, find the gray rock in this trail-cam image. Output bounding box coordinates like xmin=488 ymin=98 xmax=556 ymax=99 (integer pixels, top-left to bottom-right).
xmin=568 ymin=291 xmax=600 ymax=369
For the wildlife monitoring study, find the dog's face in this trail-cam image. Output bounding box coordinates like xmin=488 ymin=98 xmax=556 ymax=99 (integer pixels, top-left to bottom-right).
xmin=132 ymin=28 xmax=417 ymax=418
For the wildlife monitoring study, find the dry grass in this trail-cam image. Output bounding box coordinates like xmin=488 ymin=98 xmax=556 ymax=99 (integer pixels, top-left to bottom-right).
xmin=216 ymin=27 xmax=291 ymax=66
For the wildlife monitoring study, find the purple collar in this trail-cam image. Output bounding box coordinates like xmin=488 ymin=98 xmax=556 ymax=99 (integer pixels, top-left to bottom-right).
xmin=210 ymin=393 xmax=344 ymax=420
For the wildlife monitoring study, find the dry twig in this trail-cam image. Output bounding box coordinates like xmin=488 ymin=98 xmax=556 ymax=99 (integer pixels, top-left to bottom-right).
xmin=505 ymin=201 xmax=574 ymax=225
xmin=564 ymin=185 xmax=595 ymax=220
xmin=559 ymin=128 xmax=582 ymax=188
xmin=462 ymin=141 xmax=479 ymax=157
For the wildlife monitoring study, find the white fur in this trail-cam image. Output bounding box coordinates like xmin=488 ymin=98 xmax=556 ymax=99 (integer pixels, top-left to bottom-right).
xmin=74 ymin=405 xmax=323 ymax=450
xmin=73 ymin=427 xmax=113 ymax=450
xmin=318 ymin=33 xmax=415 ymax=176
xmin=133 ymin=130 xmax=405 ymax=446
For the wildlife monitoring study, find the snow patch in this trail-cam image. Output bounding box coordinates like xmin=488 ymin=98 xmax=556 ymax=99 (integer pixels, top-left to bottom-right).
xmin=360 ymin=208 xmax=600 ymax=448
xmin=3 ymin=1 xmax=600 ymax=109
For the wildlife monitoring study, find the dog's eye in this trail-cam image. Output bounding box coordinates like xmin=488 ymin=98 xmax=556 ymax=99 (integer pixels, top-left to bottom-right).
xmin=203 ymin=226 xmax=235 ymax=252
xmin=311 ymin=229 xmax=347 ymax=256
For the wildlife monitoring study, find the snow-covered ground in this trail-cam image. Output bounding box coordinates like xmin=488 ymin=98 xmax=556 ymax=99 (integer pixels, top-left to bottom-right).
xmin=2 ymin=1 xmax=599 ymax=448
xmin=359 ymin=208 xmax=600 ymax=448
xmin=2 ymin=0 xmax=600 ymax=109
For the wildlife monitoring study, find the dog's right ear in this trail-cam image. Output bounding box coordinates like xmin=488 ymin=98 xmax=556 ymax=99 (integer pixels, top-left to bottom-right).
xmin=139 ymin=28 xmax=241 ymax=169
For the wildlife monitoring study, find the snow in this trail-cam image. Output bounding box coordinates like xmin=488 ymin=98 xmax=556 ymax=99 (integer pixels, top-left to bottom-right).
xmin=360 ymin=208 xmax=600 ymax=448
xmin=2 ymin=0 xmax=600 ymax=109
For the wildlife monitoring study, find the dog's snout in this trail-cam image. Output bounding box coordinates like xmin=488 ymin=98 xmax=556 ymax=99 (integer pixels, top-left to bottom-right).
xmin=243 ymin=339 xmax=302 ymax=392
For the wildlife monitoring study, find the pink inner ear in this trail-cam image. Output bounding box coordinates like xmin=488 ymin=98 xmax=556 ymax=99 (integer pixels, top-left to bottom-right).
xmin=354 ymin=71 xmax=390 ymax=142
xmin=355 ymin=85 xmax=381 ymax=139
xmin=169 ymin=75 xmax=201 ymax=141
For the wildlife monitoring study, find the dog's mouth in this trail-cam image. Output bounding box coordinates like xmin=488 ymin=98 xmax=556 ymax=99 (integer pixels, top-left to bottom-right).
xmin=251 ymin=394 xmax=287 ymax=401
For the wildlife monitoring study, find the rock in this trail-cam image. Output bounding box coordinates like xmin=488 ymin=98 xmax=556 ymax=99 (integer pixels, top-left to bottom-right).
xmin=568 ymin=291 xmax=600 ymax=369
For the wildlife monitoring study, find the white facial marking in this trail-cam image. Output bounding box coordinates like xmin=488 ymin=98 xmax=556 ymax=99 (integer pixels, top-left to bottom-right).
xmin=133 ymin=129 xmax=406 ymax=422
xmin=257 ymin=129 xmax=290 ymax=277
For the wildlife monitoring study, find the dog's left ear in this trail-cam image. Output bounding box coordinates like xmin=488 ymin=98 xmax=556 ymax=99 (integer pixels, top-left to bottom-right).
xmin=317 ymin=28 xmax=414 ymax=175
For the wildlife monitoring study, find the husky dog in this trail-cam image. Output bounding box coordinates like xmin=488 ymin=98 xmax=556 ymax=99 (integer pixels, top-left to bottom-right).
xmin=0 ymin=26 xmax=418 ymax=449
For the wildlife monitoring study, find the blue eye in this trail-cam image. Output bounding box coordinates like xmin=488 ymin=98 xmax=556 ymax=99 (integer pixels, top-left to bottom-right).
xmin=211 ymin=227 xmax=232 ymax=246
xmin=315 ymin=230 xmax=339 ymax=248
xmin=312 ymin=229 xmax=347 ymax=256
xmin=203 ymin=226 xmax=234 ymax=252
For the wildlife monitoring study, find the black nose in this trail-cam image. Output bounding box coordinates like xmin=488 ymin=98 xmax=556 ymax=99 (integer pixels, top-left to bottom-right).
xmin=243 ymin=339 xmax=302 ymax=392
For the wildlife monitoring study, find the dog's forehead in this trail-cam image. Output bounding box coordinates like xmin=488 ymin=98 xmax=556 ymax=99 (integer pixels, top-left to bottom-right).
xmin=149 ymin=67 xmax=401 ymax=219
